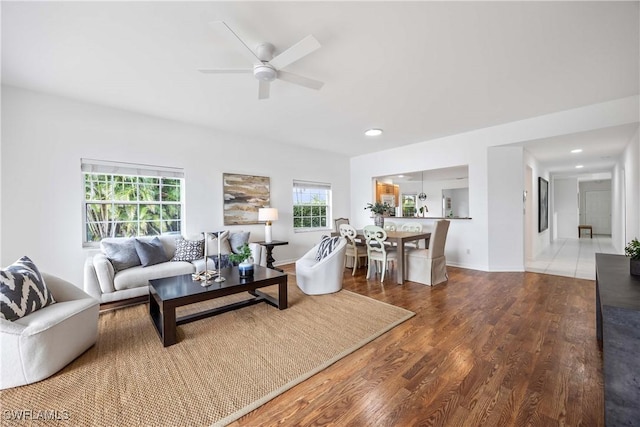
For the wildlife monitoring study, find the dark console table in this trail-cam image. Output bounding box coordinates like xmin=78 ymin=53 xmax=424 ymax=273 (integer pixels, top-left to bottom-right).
xmin=595 ymin=253 xmax=640 ymax=426
xmin=255 ymin=240 xmax=289 ymax=272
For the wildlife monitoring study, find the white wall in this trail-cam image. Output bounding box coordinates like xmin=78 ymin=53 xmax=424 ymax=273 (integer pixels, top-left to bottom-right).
xmin=487 ymin=146 xmax=524 ymax=271
xmin=553 ymin=178 xmax=578 ymax=238
xmin=350 ymin=96 xmax=638 ymax=272
xmin=622 ymin=127 xmax=640 ymax=245
xmin=1 ymin=86 xmax=350 ymax=285
xmin=523 ymin=150 xmax=550 ymax=258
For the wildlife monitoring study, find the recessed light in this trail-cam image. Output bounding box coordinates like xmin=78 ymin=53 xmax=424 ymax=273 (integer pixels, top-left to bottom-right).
xmin=365 ymin=129 xmax=383 ymax=136
xmin=571 ymin=149 xmax=583 ymax=153
xmin=398 ymin=175 xmax=404 ymax=178
xmin=575 ymin=165 xmax=584 ymax=169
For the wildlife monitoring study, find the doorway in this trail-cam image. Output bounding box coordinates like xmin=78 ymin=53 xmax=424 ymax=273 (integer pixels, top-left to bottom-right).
xmin=585 ymin=190 xmax=612 ymax=234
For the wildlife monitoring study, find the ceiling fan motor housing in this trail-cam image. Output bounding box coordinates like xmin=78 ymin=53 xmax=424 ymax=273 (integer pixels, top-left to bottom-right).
xmin=254 ymin=64 xmax=277 ymax=82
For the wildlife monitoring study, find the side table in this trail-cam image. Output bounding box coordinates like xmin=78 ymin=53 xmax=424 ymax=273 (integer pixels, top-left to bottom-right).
xmin=255 ymin=240 xmax=289 ymax=272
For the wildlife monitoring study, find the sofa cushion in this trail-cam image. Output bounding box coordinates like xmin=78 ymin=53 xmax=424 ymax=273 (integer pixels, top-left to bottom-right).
xmin=102 ymin=238 xmax=141 ymax=272
xmin=1 ymin=256 xmax=56 ymax=321
xmin=113 ymin=261 xmax=195 ymax=291
xmin=315 ymin=236 xmax=342 ymax=261
xmin=205 ymin=231 xmax=231 ymax=256
xmin=172 ymin=238 xmax=204 ymax=262
xmin=135 ymin=237 xmax=169 ymax=267
xmin=228 ymin=231 xmax=250 ymax=254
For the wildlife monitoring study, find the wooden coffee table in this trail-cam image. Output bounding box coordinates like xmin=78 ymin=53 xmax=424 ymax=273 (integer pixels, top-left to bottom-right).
xmin=149 ymin=265 xmax=287 ymax=346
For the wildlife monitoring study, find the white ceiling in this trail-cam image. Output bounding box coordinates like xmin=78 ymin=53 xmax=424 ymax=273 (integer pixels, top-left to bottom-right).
xmin=2 ymin=1 xmax=639 ymax=174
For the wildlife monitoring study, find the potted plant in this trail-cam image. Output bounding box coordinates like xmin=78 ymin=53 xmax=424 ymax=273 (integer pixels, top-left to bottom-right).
xmin=365 ymin=202 xmax=391 ymax=228
xmin=625 ymin=238 xmax=640 ymax=276
xmin=229 ymin=243 xmax=254 ymax=277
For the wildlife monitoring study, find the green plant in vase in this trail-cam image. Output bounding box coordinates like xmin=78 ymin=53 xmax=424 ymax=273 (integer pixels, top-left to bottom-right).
xmin=229 ymin=243 xmax=254 ymax=277
xmin=365 ymin=202 xmax=391 ymax=227
xmin=625 ymin=238 xmax=640 ymax=276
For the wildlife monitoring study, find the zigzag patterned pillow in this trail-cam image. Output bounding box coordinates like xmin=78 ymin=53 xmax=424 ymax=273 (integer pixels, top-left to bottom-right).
xmin=1 ymin=256 xmax=56 ymax=321
xmin=315 ymin=236 xmax=342 ymax=261
xmin=172 ymin=238 xmax=204 ymax=262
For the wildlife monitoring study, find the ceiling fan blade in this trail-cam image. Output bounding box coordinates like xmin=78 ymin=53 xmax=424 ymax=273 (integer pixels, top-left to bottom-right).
xmin=198 ymin=69 xmax=252 ymax=74
xmin=209 ymin=21 xmax=262 ymax=64
xmin=268 ymin=35 xmax=321 ymax=69
xmin=277 ymin=70 xmax=324 ymax=91
xmin=258 ymin=80 xmax=270 ymax=100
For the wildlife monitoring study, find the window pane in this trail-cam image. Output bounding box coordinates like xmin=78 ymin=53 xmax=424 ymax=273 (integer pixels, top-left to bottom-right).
xmin=140 ymin=177 xmax=159 ymax=185
xmin=303 ymin=218 xmax=312 ymax=228
xmin=162 ymin=186 xmax=181 ymax=202
xmin=311 ymin=217 xmax=320 ymax=227
xmin=114 ymin=222 xmax=137 ymax=237
xmin=140 ymin=221 xmax=161 ymax=236
xmin=162 ymin=220 xmax=181 ymax=233
xmin=162 ymin=204 xmax=181 ymax=219
xmin=114 ymin=204 xmax=138 ymax=221
xmin=162 ymin=178 xmax=180 ymax=186
xmin=114 ymin=183 xmax=137 ymax=201
xmin=139 ymin=184 xmax=160 ymax=202
xmin=139 ymin=204 xmax=160 ymax=221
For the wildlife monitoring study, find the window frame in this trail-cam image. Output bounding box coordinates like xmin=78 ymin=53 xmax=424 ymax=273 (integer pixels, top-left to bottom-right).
xmin=292 ymin=180 xmax=332 ymax=233
xmin=81 ymin=159 xmax=185 ymax=246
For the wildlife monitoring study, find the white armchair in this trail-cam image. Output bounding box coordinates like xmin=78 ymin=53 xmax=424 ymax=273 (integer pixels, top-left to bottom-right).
xmin=1 ymin=273 xmax=99 ymax=390
xmin=295 ymin=238 xmax=347 ymax=295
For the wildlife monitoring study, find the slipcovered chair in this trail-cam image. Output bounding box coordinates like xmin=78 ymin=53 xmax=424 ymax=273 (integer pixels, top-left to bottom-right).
xmin=404 ymin=220 xmax=450 ymax=286
xmin=1 ymin=273 xmax=99 ymax=389
xmin=339 ymin=224 xmax=368 ymax=276
xmin=364 ymin=225 xmax=397 ymax=282
xmin=295 ymin=237 xmax=347 ymax=295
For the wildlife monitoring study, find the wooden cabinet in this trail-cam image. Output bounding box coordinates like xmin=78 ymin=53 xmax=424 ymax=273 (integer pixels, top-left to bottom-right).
xmin=375 ymin=182 xmax=399 ymax=206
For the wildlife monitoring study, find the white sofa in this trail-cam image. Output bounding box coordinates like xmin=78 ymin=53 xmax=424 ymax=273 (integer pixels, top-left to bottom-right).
xmin=0 ymin=273 xmax=99 ymax=390
xmin=84 ymin=234 xmax=264 ymax=304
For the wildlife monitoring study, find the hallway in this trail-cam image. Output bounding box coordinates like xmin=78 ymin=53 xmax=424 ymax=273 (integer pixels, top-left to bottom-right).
xmin=526 ymin=235 xmax=619 ymax=280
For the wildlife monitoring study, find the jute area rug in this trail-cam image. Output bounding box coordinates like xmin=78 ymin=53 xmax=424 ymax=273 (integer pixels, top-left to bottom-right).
xmin=0 ymin=281 xmax=414 ymax=426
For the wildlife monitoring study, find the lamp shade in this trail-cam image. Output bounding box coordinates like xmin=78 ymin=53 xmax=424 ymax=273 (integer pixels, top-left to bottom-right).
xmin=258 ymin=208 xmax=278 ymax=223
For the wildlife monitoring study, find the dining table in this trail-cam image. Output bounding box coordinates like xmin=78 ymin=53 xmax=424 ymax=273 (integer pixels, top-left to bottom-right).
xmin=333 ymin=229 xmax=431 ymax=285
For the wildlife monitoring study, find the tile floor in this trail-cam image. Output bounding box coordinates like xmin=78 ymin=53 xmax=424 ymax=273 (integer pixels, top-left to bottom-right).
xmin=526 ymin=235 xmax=619 ymax=280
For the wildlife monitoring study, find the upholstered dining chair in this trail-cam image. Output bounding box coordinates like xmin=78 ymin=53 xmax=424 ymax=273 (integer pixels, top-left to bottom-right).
xmin=334 ymin=217 xmax=350 ymax=232
xmin=404 ymin=220 xmax=450 ymax=286
xmin=339 ymin=224 xmax=368 ymax=276
xmin=400 ymin=222 xmax=424 ymax=248
xmin=363 ymin=225 xmax=397 ymax=282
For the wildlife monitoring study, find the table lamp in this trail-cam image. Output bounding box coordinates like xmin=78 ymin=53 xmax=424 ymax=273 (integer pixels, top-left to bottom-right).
xmin=258 ymin=208 xmax=278 ymax=243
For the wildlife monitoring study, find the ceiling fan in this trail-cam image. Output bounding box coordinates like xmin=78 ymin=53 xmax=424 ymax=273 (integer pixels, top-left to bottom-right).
xmin=199 ymin=21 xmax=324 ymax=100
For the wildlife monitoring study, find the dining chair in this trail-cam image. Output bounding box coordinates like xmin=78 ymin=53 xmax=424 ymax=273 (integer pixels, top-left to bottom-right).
xmin=383 ymin=222 xmax=397 ymax=232
xmin=339 ymin=224 xmax=368 ymax=276
xmin=334 ymin=217 xmax=350 ymax=232
xmin=400 ymin=222 xmax=424 ymax=248
xmin=363 ymin=225 xmax=397 ymax=282
xmin=404 ymin=220 xmax=450 ymax=286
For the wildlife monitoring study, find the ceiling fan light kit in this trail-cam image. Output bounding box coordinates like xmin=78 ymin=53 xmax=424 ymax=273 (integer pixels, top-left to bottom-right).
xmin=199 ymin=21 xmax=324 ymax=100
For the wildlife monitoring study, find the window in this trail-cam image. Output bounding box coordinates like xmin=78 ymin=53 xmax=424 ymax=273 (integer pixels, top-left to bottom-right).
xmin=293 ymin=180 xmax=331 ymax=231
xmin=82 ymin=159 xmax=184 ymax=244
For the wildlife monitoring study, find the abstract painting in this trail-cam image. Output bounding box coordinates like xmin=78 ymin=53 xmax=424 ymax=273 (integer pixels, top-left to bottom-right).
xmin=223 ymin=173 xmax=270 ymax=225
xmin=538 ymin=177 xmax=549 ymax=232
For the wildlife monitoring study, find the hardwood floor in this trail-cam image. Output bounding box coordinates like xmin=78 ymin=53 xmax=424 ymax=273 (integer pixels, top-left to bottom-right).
xmin=230 ymin=264 xmax=604 ymax=426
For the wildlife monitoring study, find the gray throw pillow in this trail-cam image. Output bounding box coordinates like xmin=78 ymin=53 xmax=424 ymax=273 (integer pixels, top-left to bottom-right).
xmin=134 ymin=237 xmax=168 ymax=267
xmin=1 ymin=256 xmax=56 ymax=321
xmin=102 ymin=239 xmax=141 ymax=272
xmin=229 ymin=231 xmax=250 ymax=254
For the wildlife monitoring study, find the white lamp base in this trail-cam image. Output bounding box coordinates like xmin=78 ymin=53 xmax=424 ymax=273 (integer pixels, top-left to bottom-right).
xmin=265 ymin=224 xmax=272 ymax=243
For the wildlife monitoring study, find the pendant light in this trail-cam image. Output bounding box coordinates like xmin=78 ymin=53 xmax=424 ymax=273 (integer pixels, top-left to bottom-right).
xmin=418 ymin=171 xmax=427 ymax=201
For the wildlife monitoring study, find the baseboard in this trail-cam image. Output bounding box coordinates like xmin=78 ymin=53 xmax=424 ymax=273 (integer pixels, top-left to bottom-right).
xmin=99 ymin=295 xmax=148 ymax=312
